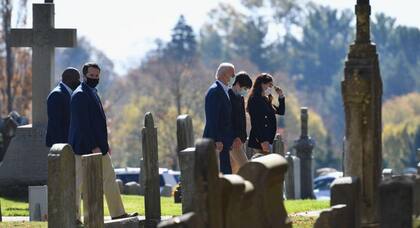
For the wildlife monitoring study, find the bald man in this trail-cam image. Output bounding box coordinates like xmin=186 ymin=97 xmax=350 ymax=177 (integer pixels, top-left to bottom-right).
xmin=46 ymin=67 xmax=80 ymax=147
xmin=203 ymin=63 xmax=236 ymax=174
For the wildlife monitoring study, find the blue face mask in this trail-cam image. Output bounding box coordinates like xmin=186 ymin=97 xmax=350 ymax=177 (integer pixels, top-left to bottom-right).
xmin=239 ymin=88 xmax=249 ymax=97
xmin=228 ymin=76 xmax=235 ymax=87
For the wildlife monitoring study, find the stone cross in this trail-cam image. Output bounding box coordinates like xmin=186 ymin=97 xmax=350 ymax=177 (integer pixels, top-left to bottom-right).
xmin=342 ymin=0 xmax=382 ymax=226
xmin=294 ymin=107 xmax=315 ymax=199
xmin=141 ymin=112 xmax=161 ymax=227
xmin=10 ymin=3 xmax=76 ymax=126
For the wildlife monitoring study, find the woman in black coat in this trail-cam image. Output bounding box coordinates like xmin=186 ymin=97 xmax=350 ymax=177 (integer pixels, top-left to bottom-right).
xmin=247 ymin=73 xmax=285 ymax=157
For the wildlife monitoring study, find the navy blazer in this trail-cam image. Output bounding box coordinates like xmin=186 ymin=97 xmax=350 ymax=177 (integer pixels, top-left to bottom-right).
xmin=228 ymin=89 xmax=247 ymax=143
xmin=46 ymin=82 xmax=71 ymax=147
xmin=203 ymin=81 xmax=234 ymax=147
xmin=248 ymin=95 xmax=285 ymax=149
xmin=68 ymin=82 xmax=109 ymax=155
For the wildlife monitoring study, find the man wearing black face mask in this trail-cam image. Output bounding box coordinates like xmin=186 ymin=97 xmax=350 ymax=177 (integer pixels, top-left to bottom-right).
xmin=46 ymin=67 xmax=80 ymax=147
xmin=69 ymin=62 xmax=137 ymax=223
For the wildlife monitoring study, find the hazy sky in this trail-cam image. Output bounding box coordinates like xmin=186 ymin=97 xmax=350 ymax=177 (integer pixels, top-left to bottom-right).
xmin=20 ymin=0 xmax=420 ymax=74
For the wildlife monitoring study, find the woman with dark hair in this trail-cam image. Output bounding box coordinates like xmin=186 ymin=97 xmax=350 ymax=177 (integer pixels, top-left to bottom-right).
xmin=247 ymin=73 xmax=285 ymax=157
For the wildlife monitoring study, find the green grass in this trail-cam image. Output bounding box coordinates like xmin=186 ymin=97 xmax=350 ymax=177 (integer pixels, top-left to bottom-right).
xmin=0 ymin=195 xmax=180 ymax=217
xmin=0 ymin=196 xmax=329 ymax=227
xmin=1 ymin=196 xmax=328 ymax=217
xmin=285 ymin=199 xmax=329 ymax=214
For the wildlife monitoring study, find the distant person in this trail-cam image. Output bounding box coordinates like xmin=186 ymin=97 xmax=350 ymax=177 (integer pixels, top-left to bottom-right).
xmin=203 ymin=63 xmax=236 ymax=174
xmin=228 ymin=71 xmax=252 ymax=173
xmin=247 ymin=73 xmax=285 ymax=158
xmin=68 ymin=62 xmax=137 ymax=223
xmin=45 ymin=67 xmax=80 ymax=147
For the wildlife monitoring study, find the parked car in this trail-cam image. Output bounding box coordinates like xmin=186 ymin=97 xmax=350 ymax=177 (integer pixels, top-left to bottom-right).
xmin=313 ymin=171 xmax=343 ymax=200
xmin=115 ymin=167 xmax=180 ymax=192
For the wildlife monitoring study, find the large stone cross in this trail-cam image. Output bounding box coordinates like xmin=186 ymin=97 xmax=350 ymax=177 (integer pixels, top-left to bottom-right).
xmin=10 ymin=2 xmax=76 ymax=126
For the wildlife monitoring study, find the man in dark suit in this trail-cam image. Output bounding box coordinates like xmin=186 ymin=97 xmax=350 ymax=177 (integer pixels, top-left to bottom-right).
xmin=46 ymin=67 xmax=80 ymax=147
xmin=228 ymin=71 xmax=252 ymax=173
xmin=69 ymin=62 xmax=137 ymax=222
xmin=203 ymin=63 xmax=235 ymax=174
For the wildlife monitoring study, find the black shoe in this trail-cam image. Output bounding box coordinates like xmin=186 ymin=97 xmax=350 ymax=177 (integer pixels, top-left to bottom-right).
xmin=111 ymin=212 xmax=138 ymax=220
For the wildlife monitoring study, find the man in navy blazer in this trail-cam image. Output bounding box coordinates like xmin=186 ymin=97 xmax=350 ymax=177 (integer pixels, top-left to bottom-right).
xmin=69 ymin=62 xmax=137 ymax=222
xmin=45 ymin=67 xmax=80 ymax=147
xmin=203 ymin=63 xmax=236 ymax=174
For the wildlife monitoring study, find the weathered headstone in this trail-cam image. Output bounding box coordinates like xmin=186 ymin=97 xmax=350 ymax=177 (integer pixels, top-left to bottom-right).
xmin=0 ymin=115 xmax=17 ymax=165
xmin=330 ymin=176 xmax=361 ymax=228
xmin=379 ymin=176 xmax=413 ymax=228
xmin=382 ymin=168 xmax=393 ymax=180
xmin=177 ymin=115 xmax=194 ymax=154
xmin=314 ymin=204 xmax=349 ymax=228
xmin=238 ymin=154 xmax=292 ymax=227
xmin=29 ymin=185 xmax=48 ymax=221
xmin=178 ymin=148 xmax=195 ymax=213
xmin=294 ymin=107 xmax=315 ymax=199
xmin=47 ymin=144 xmax=76 ymax=228
xmin=220 ymin=174 xmax=246 ymax=228
xmin=141 ymin=112 xmax=161 ymax=227
xmin=342 ymin=0 xmax=382 ymax=226
xmin=161 ymin=185 xmax=173 ymax=197
xmin=193 ymin=138 xmax=222 ymax=228
xmin=125 ymin=181 xmax=141 ymax=195
xmin=272 ymin=134 xmax=285 ymax=156
xmin=0 ymin=1 xmax=77 ymax=187
xmin=285 ymin=152 xmax=301 ymax=199
xmin=177 ymin=115 xmax=196 ymax=213
xmin=82 ymin=153 xmax=104 ymax=228
xmin=157 ymin=212 xmax=197 ymax=228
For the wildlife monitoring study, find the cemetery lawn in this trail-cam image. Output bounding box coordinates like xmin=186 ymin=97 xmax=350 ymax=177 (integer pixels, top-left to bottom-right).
xmin=1 ymin=196 xmax=329 ymax=227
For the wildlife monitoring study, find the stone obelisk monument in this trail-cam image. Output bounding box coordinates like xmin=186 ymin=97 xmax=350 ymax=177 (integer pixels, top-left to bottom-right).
xmin=294 ymin=107 xmax=315 ymax=199
xmin=342 ymin=0 xmax=382 ymax=227
xmin=0 ymin=1 xmax=76 ymax=187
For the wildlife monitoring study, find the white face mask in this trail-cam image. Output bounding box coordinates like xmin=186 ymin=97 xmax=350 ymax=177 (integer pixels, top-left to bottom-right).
xmin=265 ymin=87 xmax=272 ymax=95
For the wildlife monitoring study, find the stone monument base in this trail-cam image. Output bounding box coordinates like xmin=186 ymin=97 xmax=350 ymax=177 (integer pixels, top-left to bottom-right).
xmin=0 ymin=125 xmax=49 ymax=187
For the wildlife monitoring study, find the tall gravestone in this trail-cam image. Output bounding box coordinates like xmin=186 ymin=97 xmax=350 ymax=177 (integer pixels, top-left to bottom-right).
xmin=294 ymin=107 xmax=315 ymax=199
xmin=141 ymin=112 xmax=161 ymax=227
xmin=47 ymin=144 xmax=76 ymax=228
xmin=0 ymin=1 xmax=76 ymax=186
xmin=193 ymin=138 xmax=223 ymax=228
xmin=176 ymin=115 xmax=195 ymax=213
xmin=342 ymin=0 xmax=382 ymax=226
